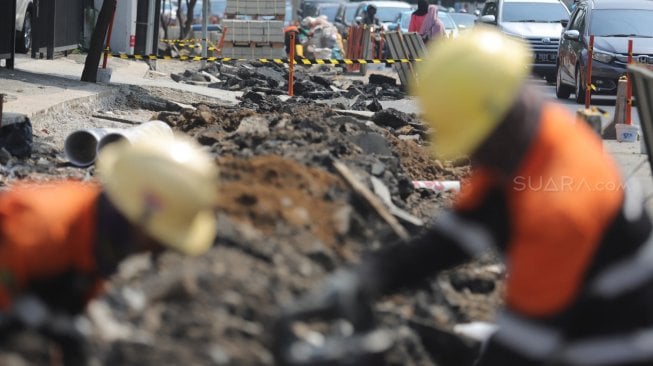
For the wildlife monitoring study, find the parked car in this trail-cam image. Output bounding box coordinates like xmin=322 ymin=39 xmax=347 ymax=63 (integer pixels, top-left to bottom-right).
xmin=556 ymin=0 xmax=653 ymax=104
xmin=15 ymin=0 xmax=34 ymax=53
xmin=391 ymin=10 xmax=458 ymax=38
xmin=299 ymin=0 xmax=343 ymax=19
xmin=352 ymin=1 xmax=414 ymax=31
xmin=180 ymin=0 xmax=227 ymax=21
xmin=392 ymin=10 xmax=412 ymax=33
xmin=478 ymin=0 xmax=570 ymax=82
xmin=448 ymin=12 xmax=477 ymax=33
xmin=439 ymin=11 xmax=460 ymax=38
xmin=334 ymin=2 xmax=361 ymax=37
xmin=314 ymin=2 xmax=342 ymax=22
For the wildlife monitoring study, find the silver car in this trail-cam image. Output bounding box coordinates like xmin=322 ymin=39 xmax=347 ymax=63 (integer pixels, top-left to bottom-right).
xmin=15 ymin=0 xmax=34 ymax=53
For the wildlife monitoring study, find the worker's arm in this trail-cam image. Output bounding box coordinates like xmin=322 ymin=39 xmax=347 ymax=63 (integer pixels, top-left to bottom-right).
xmin=357 ymin=211 xmax=494 ymax=297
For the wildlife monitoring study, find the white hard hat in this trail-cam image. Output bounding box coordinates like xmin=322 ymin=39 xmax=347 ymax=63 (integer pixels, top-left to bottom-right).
xmin=96 ymin=134 xmax=219 ymax=256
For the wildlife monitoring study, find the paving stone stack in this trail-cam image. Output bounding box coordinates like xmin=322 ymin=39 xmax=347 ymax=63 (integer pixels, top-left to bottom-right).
xmin=222 ymin=0 xmax=286 ymax=59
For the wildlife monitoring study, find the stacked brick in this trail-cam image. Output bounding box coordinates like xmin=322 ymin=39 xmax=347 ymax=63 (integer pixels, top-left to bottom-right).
xmin=221 ymin=0 xmax=286 ymax=58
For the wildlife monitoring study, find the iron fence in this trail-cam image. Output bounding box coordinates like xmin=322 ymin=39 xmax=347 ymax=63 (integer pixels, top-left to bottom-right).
xmin=0 ymin=0 xmax=17 ymax=69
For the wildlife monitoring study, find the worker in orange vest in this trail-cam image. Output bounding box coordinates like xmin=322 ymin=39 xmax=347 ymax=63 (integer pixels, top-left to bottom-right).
xmin=0 ymin=134 xmax=218 ymax=365
xmin=284 ymin=20 xmax=305 ymax=57
xmin=276 ymin=27 xmax=653 ymax=366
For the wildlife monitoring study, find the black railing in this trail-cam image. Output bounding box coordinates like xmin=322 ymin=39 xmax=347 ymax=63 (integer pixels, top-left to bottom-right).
xmin=31 ymin=0 xmax=83 ymax=59
xmin=0 ymin=0 xmax=17 ymax=69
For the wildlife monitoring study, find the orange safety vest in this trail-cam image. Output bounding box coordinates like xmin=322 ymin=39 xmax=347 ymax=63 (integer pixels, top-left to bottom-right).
xmin=456 ymin=103 xmax=624 ymax=317
xmin=0 ymin=181 xmax=102 ymax=310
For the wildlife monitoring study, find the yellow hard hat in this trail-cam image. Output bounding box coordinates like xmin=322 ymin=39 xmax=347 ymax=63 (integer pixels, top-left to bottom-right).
xmin=96 ymin=134 xmax=219 ymax=256
xmin=413 ymin=26 xmax=532 ymax=158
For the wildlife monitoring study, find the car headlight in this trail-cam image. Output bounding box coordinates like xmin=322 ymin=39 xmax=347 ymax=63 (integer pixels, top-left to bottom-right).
xmin=592 ymin=50 xmax=615 ymax=64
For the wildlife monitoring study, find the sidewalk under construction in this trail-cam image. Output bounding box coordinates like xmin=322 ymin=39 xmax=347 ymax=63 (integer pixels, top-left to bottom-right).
xmin=1 ymin=35 xmax=653 ymax=365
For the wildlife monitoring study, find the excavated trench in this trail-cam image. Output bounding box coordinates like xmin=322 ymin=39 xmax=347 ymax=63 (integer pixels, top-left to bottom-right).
xmin=0 ymin=79 xmax=504 ymax=366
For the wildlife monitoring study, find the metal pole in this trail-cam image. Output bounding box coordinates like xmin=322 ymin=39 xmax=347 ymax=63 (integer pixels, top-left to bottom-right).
xmin=145 ymin=0 xmax=156 ymax=56
xmin=289 ymin=32 xmax=295 ymax=96
xmin=0 ymin=94 xmax=4 ymax=127
xmin=202 ymin=0 xmax=208 ymax=68
xmin=102 ymin=6 xmax=117 ymax=69
xmin=627 ymin=39 xmax=633 ymax=125
xmin=585 ymin=34 xmax=594 ymax=109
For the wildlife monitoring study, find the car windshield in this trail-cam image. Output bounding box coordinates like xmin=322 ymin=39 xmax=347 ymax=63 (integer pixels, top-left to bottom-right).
xmin=318 ymin=4 xmax=340 ymax=21
xmin=400 ymin=12 xmax=410 ymax=30
xmin=183 ymin=0 xmax=226 ymax=18
xmin=376 ymin=6 xmax=411 ymax=22
xmin=501 ymin=3 xmax=568 ymax=22
xmin=438 ymin=12 xmax=456 ymax=30
xmin=346 ymin=3 xmax=360 ymax=23
xmin=590 ymin=9 xmax=653 ymax=38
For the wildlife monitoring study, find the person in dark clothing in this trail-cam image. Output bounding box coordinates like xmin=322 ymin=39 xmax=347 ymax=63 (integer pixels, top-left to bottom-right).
xmin=361 ymin=4 xmax=381 ymax=27
xmin=409 ymin=0 xmax=430 ymax=32
xmin=276 ymin=27 xmax=653 ymax=366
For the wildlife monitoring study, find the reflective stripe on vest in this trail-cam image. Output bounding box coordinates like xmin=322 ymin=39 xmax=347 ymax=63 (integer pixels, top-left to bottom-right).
xmin=493 ymin=310 xmax=563 ymax=359
xmin=591 ymin=228 xmax=653 ymax=297
xmin=560 ymin=327 xmax=653 ymax=365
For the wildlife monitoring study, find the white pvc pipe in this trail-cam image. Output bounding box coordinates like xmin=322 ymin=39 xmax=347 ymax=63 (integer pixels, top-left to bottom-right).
xmin=96 ymin=121 xmax=173 ymax=152
xmin=64 ymin=128 xmax=122 ymax=167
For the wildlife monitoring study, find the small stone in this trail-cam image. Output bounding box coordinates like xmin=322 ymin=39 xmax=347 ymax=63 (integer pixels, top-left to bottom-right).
xmin=0 ymin=148 xmax=11 ymax=165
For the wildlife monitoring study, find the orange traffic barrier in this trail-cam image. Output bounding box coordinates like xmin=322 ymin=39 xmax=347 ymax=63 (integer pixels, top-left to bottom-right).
xmin=585 ymin=35 xmax=594 ymax=109
xmin=289 ymin=32 xmax=295 ymax=97
xmin=627 ymin=39 xmax=633 ymax=125
xmin=216 ymin=26 xmax=228 ymax=56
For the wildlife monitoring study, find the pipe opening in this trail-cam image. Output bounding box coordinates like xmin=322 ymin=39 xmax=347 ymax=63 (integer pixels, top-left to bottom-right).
xmin=64 ymin=130 xmax=100 ymax=167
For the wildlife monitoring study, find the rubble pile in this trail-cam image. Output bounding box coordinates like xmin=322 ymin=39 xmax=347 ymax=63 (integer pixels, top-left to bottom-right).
xmin=171 ymin=62 xmax=406 ymax=106
xmin=0 ymin=86 xmax=503 ymax=366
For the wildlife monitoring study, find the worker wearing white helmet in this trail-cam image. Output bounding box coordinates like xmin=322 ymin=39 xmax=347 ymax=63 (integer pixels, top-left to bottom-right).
xmin=277 ymin=27 xmax=653 ymax=366
xmin=0 ymin=133 xmax=218 ymax=365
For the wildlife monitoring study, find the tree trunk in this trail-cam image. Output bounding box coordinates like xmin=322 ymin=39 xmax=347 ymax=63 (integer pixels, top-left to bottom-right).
xmin=177 ymin=0 xmax=198 ymax=40
xmin=81 ymin=0 xmax=117 ymax=82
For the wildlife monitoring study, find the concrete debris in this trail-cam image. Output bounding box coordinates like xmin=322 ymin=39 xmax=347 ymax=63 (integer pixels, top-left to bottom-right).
xmin=0 ymin=113 xmax=32 ymax=158
xmin=0 ymin=83 xmax=479 ymax=365
xmin=369 ymin=73 xmax=398 ymax=87
xmin=169 ymin=61 xmax=406 ymax=107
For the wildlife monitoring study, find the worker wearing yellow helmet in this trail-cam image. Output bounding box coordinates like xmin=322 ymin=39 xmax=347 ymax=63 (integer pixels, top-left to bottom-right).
xmin=277 ymin=27 xmax=653 ymax=366
xmin=0 ymin=134 xmax=218 ymax=365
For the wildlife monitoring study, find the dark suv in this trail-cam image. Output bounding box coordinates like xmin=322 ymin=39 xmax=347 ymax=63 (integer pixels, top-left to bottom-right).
xmin=556 ymin=0 xmax=653 ymax=104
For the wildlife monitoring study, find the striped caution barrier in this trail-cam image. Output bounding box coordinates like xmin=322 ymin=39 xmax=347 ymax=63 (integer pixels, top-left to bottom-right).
xmin=109 ymin=53 xmax=423 ymax=65
xmin=160 ymin=38 xmax=207 ymax=44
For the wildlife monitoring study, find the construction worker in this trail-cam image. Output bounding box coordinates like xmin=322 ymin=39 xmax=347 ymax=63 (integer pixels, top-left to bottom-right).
xmin=284 ymin=20 xmax=306 ymax=57
xmin=0 ymin=134 xmax=218 ymax=365
xmin=360 ymin=4 xmax=381 ymax=27
xmin=276 ymin=27 xmax=653 ymax=366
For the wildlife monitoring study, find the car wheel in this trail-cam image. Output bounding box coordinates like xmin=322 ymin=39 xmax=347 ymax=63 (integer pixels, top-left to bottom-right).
xmin=574 ymin=66 xmax=586 ymax=105
xmin=15 ymin=10 xmax=32 ymax=53
xmin=555 ymin=65 xmax=572 ymax=99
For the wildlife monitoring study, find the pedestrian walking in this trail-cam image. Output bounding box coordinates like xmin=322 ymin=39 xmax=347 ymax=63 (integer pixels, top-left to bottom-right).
xmin=420 ymin=5 xmax=446 ymax=42
xmin=409 ymin=0 xmax=430 ymax=33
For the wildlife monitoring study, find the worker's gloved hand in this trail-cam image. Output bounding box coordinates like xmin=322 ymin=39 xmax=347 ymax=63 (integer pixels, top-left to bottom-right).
xmin=12 ymin=294 xmax=51 ymax=329
xmin=274 ymin=269 xmax=379 ymax=366
xmin=283 ymin=269 xmax=375 ymax=330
